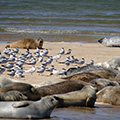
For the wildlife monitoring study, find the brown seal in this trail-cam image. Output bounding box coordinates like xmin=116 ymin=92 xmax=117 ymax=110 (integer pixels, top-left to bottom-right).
xmin=6 ymin=37 xmax=43 ymax=49
xmin=37 ymin=80 xmax=92 ymax=97
xmin=62 ymin=72 xmax=102 ymax=82
xmin=62 ymin=68 xmax=117 ymax=81
xmin=53 ymin=85 xmax=97 ymax=107
xmin=96 ymin=86 xmax=120 ymax=105
xmin=0 ymin=82 xmax=41 ymax=101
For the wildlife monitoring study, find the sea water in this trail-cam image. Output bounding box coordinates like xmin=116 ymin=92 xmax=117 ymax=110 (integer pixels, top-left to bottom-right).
xmin=0 ymin=0 xmax=120 ymax=42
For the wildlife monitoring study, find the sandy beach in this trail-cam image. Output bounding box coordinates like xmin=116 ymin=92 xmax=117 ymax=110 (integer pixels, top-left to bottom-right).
xmin=1 ymin=41 xmax=120 ymax=120
xmin=0 ymin=41 xmax=120 ymax=84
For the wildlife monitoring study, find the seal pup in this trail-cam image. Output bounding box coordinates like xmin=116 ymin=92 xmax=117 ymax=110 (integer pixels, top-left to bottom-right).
xmin=98 ymin=36 xmax=120 ymax=47
xmin=37 ymin=80 xmax=91 ymax=97
xmin=0 ymin=96 xmax=59 ymax=119
xmin=96 ymin=86 xmax=120 ymax=105
xmin=0 ymin=82 xmax=41 ymax=101
xmin=6 ymin=37 xmax=43 ymax=49
xmin=53 ymin=85 xmax=97 ymax=107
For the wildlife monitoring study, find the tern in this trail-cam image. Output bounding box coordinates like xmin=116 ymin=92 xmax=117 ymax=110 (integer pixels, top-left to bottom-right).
xmin=53 ymin=54 xmax=61 ymax=61
xmin=60 ymin=48 xmax=65 ymax=54
xmin=37 ymin=66 xmax=45 ymax=74
xmin=46 ymin=65 xmax=54 ymax=71
xmin=25 ymin=66 xmax=36 ymax=74
xmin=75 ymin=58 xmax=85 ymax=65
xmin=38 ymin=56 xmax=43 ymax=62
xmin=14 ymin=47 xmax=19 ymax=53
xmin=87 ymin=60 xmax=94 ymax=65
xmin=65 ymin=49 xmax=71 ymax=55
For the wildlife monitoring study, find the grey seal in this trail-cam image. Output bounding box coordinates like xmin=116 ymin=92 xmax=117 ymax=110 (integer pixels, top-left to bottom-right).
xmin=90 ymin=78 xmax=119 ymax=91
xmin=0 ymin=96 xmax=59 ymax=119
xmin=98 ymin=36 xmax=120 ymax=47
xmin=0 ymin=82 xmax=41 ymax=101
xmin=37 ymin=80 xmax=91 ymax=97
xmin=97 ymin=86 xmax=120 ymax=105
xmin=0 ymin=90 xmax=28 ymax=101
xmin=96 ymin=56 xmax=120 ymax=71
xmin=53 ymin=85 xmax=97 ymax=107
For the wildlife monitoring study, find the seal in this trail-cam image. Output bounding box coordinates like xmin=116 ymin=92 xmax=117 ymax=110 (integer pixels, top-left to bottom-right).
xmin=90 ymin=78 xmax=119 ymax=91
xmin=0 ymin=76 xmax=13 ymax=88
xmin=0 ymin=96 xmax=59 ymax=119
xmin=83 ymin=68 xmax=117 ymax=80
xmin=37 ymin=80 xmax=92 ymax=97
xmin=96 ymin=86 xmax=120 ymax=105
xmin=6 ymin=37 xmax=43 ymax=49
xmin=0 ymin=82 xmax=41 ymax=101
xmin=63 ymin=67 xmax=118 ymax=81
xmin=53 ymin=85 xmax=97 ymax=107
xmin=98 ymin=36 xmax=120 ymax=47
xmin=0 ymin=91 xmax=28 ymax=101
xmin=62 ymin=72 xmax=102 ymax=82
xmin=96 ymin=56 xmax=120 ymax=71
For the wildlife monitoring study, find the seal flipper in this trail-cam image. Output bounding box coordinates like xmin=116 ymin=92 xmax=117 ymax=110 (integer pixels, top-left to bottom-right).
xmin=12 ymin=101 xmax=33 ymax=108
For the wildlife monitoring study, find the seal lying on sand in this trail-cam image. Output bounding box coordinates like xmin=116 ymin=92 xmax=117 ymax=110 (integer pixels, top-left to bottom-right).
xmin=0 ymin=91 xmax=28 ymax=101
xmin=6 ymin=37 xmax=43 ymax=49
xmin=98 ymin=36 xmax=120 ymax=47
xmin=0 ymin=96 xmax=59 ymax=119
xmin=62 ymin=72 xmax=102 ymax=82
xmin=96 ymin=56 xmax=120 ymax=71
xmin=96 ymin=86 xmax=120 ymax=105
xmin=0 ymin=82 xmax=41 ymax=101
xmin=65 ymin=65 xmax=104 ymax=76
xmin=37 ymin=80 xmax=91 ymax=97
xmin=90 ymin=78 xmax=119 ymax=91
xmin=63 ymin=68 xmax=117 ymax=81
xmin=53 ymin=85 xmax=97 ymax=107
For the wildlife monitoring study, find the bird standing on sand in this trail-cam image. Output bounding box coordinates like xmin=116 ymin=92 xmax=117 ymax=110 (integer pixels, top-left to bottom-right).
xmin=59 ymin=57 xmax=70 ymax=63
xmin=25 ymin=66 xmax=36 ymax=74
xmin=6 ymin=63 xmax=14 ymax=68
xmin=15 ymin=69 xmax=24 ymax=77
xmin=37 ymin=66 xmax=45 ymax=75
xmin=38 ymin=56 xmax=43 ymax=62
xmin=65 ymin=49 xmax=71 ymax=55
xmin=53 ymin=54 xmax=61 ymax=61
xmin=34 ymin=47 xmax=40 ymax=54
xmin=46 ymin=65 xmax=54 ymax=72
xmin=69 ymin=56 xmax=75 ymax=63
xmin=8 ymin=69 xmax=15 ymax=76
xmin=75 ymin=58 xmax=85 ymax=65
xmin=87 ymin=60 xmax=94 ymax=65
xmin=60 ymin=48 xmax=65 ymax=54
xmin=51 ymin=68 xmax=66 ymax=75
xmin=44 ymin=49 xmax=48 ymax=55
xmin=24 ymin=49 xmax=29 ymax=56
xmin=46 ymin=56 xmax=53 ymax=64
xmin=59 ymin=68 xmax=66 ymax=75
xmin=14 ymin=47 xmax=19 ymax=53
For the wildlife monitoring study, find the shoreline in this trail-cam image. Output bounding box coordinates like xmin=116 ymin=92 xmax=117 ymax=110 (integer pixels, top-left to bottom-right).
xmin=0 ymin=41 xmax=120 ymax=84
xmin=0 ymin=34 xmax=102 ymax=43
xmin=1 ymin=41 xmax=120 ymax=120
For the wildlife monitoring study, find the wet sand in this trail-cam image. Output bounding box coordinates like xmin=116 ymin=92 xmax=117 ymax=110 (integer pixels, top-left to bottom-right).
xmin=0 ymin=103 xmax=120 ymax=120
xmin=0 ymin=41 xmax=120 ymax=120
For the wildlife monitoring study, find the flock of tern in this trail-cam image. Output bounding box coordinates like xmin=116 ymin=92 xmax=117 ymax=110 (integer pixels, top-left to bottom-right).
xmin=0 ymin=47 xmax=94 ymax=77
